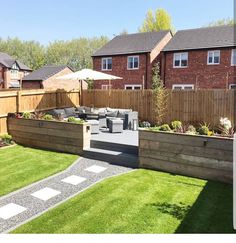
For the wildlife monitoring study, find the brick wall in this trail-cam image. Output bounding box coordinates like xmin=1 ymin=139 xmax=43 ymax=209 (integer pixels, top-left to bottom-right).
xmin=93 ymin=53 xmax=150 ymax=89
xmin=22 ymin=80 xmax=41 ymax=89
xmin=163 ymin=47 xmax=236 ymax=89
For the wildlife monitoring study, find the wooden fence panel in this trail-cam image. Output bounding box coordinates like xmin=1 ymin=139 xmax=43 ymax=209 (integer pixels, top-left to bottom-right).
xmin=0 ymin=89 xmax=80 ymax=134
xmin=82 ymin=89 xmax=236 ymax=128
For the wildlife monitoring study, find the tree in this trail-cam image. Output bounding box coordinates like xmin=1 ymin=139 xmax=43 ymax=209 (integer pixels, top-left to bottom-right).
xmin=139 ymin=8 xmax=174 ymax=33
xmin=0 ymin=36 xmax=109 ymax=71
xmin=205 ymin=18 xmax=235 ymax=27
xmin=152 ymin=62 xmax=168 ymax=125
xmin=0 ymin=38 xmax=45 ymax=70
xmin=45 ymin=36 xmax=109 ymax=70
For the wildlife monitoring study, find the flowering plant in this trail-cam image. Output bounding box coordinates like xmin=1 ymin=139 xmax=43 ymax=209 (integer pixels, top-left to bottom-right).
xmin=220 ymin=117 xmax=232 ymax=130
xmin=219 ymin=117 xmax=234 ymax=137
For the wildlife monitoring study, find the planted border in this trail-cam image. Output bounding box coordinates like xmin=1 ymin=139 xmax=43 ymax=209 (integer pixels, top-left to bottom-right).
xmin=7 ymin=117 xmax=91 ymax=154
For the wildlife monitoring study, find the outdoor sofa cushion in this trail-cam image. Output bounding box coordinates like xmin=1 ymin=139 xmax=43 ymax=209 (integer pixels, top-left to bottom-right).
xmin=64 ymin=107 xmax=76 ymax=117
xmin=50 ymin=108 xmax=66 ymax=118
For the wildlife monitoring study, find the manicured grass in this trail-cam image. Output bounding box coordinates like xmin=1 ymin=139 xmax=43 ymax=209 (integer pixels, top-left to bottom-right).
xmin=0 ymin=145 xmax=78 ymax=196
xmin=12 ymin=169 xmax=235 ymax=233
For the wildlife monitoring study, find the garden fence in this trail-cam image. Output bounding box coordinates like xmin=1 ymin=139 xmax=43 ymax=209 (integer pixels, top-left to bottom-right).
xmin=82 ymin=89 xmax=236 ymax=128
xmin=0 ymin=89 xmax=81 ymax=134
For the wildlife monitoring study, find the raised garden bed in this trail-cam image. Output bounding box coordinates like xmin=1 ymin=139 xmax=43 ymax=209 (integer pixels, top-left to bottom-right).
xmin=7 ymin=117 xmax=91 ymax=154
xmin=139 ymin=129 xmax=233 ymax=183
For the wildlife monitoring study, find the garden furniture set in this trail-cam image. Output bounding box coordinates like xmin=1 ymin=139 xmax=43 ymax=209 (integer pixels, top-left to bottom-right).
xmin=46 ymin=106 xmax=138 ymax=134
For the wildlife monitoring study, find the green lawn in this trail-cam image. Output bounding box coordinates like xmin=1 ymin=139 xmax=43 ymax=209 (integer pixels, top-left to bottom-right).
xmin=0 ymin=145 xmax=78 ymax=196
xmin=12 ymin=169 xmax=235 ymax=234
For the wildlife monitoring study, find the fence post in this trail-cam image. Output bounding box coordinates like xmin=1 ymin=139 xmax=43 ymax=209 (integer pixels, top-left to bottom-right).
xmin=16 ymin=90 xmax=21 ymax=113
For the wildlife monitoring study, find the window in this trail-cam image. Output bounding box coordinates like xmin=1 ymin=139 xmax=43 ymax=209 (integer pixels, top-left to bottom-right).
xmin=231 ymin=49 xmax=236 ymax=66
xmin=124 ymin=84 xmax=142 ymax=90
xmin=102 ymin=57 xmax=112 ymax=70
xmin=10 ymin=62 xmax=19 ymax=79
xmin=127 ymin=56 xmax=139 ymax=70
xmin=101 ymin=84 xmax=112 ymax=90
xmin=172 ymin=84 xmax=194 ymax=90
xmin=207 ymin=50 xmax=220 ymax=65
xmin=229 ymin=84 xmax=236 ymax=89
xmin=173 ymin=53 xmax=188 ymax=68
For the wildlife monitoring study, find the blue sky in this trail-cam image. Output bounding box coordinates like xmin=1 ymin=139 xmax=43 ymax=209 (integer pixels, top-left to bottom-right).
xmin=0 ymin=0 xmax=234 ymax=44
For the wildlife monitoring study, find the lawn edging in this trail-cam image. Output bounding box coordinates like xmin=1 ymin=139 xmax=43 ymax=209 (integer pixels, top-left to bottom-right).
xmin=139 ymin=129 xmax=233 ymax=183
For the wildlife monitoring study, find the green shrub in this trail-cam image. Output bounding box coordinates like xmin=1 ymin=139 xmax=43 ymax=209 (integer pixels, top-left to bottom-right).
xmin=67 ymin=117 xmax=77 ymax=123
xmin=198 ymin=124 xmax=209 ymax=135
xmin=149 ymin=126 xmax=160 ymax=132
xmin=171 ymin=120 xmax=182 ymax=130
xmin=42 ymin=114 xmax=53 ymax=121
xmin=159 ymin=124 xmax=171 ymax=131
xmin=0 ymin=134 xmax=13 ymax=145
xmin=22 ymin=112 xmax=31 ymax=119
xmin=67 ymin=117 xmax=85 ymax=124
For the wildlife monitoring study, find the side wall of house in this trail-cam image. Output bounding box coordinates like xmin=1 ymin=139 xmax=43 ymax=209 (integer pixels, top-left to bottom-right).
xmin=163 ymin=47 xmax=236 ymax=89
xmin=93 ymin=53 xmax=149 ymax=89
xmin=22 ymin=80 xmax=42 ymax=89
xmin=42 ymin=67 xmax=79 ymax=90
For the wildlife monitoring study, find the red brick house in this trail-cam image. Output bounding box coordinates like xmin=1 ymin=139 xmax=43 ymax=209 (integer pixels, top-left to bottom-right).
xmin=161 ymin=25 xmax=236 ymax=90
xmin=0 ymin=52 xmax=32 ymax=89
xmin=92 ymin=31 xmax=172 ymax=89
xmin=22 ymin=65 xmax=84 ymax=90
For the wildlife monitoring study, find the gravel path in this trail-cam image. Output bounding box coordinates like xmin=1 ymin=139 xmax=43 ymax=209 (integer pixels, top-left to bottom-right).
xmin=0 ymin=157 xmax=133 ymax=233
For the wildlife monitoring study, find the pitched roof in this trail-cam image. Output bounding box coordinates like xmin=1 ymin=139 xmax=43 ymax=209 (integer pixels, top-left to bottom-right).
xmin=0 ymin=52 xmax=32 ymax=70
xmin=23 ymin=65 xmax=72 ymax=81
xmin=92 ymin=31 xmax=171 ymax=56
xmin=163 ymin=25 xmax=235 ymax=51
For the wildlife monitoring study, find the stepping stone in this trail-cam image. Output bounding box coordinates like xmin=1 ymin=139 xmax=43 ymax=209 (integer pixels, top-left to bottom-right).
xmin=61 ymin=175 xmax=86 ymax=185
xmin=0 ymin=203 xmax=26 ymax=220
xmin=84 ymin=165 xmax=107 ymax=173
xmin=31 ymin=187 xmax=61 ymax=201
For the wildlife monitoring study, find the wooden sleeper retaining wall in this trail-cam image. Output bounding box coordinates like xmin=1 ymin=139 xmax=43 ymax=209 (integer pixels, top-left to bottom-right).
xmin=139 ymin=129 xmax=233 ymax=183
xmin=7 ymin=117 xmax=91 ymax=154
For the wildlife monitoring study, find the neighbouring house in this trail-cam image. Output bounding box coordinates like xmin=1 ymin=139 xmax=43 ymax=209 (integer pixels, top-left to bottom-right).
xmin=92 ymin=31 xmax=172 ymax=89
xmin=22 ymin=65 xmax=85 ymax=90
xmin=0 ymin=52 xmax=32 ymax=89
xmin=161 ymin=25 xmax=236 ymax=90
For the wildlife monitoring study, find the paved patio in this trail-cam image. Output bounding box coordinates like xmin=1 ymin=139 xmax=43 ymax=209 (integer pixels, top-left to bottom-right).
xmin=91 ymin=129 xmax=139 ymax=146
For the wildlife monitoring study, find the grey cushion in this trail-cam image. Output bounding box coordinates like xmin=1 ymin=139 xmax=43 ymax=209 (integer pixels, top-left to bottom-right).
xmin=106 ymin=110 xmax=118 ymax=117
xmin=117 ymin=109 xmax=131 ymax=118
xmin=64 ymin=107 xmax=76 ymax=117
xmin=84 ymin=106 xmax=91 ymax=113
xmin=76 ymin=107 xmax=85 ymax=113
xmin=52 ymin=109 xmax=66 ymax=118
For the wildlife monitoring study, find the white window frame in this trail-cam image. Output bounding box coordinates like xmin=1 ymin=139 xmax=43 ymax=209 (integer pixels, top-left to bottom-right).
xmin=101 ymin=57 xmax=112 ymax=71
xmin=127 ymin=56 xmax=139 ymax=70
xmin=101 ymin=84 xmax=112 ymax=90
xmin=10 ymin=62 xmax=20 ymax=79
xmin=231 ymin=49 xmax=236 ymax=66
xmin=172 ymin=84 xmax=194 ymax=90
xmin=207 ymin=50 xmax=220 ymax=65
xmin=173 ymin=52 xmax=188 ymax=68
xmin=229 ymin=84 xmax=236 ymax=89
xmin=124 ymin=84 xmax=142 ymax=90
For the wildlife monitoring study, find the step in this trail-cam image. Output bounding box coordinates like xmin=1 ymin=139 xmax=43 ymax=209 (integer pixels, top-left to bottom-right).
xmin=83 ymin=147 xmax=139 ymax=168
xmin=90 ymin=140 xmax=138 ymax=155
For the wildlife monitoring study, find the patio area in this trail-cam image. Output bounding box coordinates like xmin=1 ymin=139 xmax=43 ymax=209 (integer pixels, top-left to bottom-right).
xmin=91 ymin=128 xmax=139 ymax=147
xmin=83 ymin=129 xmax=139 ymax=168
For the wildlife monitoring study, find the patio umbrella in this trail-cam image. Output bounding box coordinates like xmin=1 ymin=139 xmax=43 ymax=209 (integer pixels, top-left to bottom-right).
xmin=57 ymin=68 xmax=122 ymax=88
